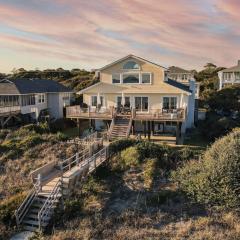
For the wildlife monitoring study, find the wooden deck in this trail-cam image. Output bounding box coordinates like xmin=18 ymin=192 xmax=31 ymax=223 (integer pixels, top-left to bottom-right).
xmin=66 ymin=106 xmax=186 ymax=122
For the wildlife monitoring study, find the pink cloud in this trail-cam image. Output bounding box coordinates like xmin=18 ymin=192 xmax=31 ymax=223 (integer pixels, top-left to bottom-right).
xmin=0 ymin=0 xmax=239 ymax=72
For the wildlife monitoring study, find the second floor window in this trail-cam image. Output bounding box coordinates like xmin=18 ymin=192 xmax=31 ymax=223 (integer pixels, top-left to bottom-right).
xmin=38 ymin=94 xmax=45 ymax=103
xmin=22 ymin=95 xmax=35 ymax=106
xmin=142 ymin=73 xmax=151 ymax=84
xmin=122 ymin=73 xmax=140 ymax=84
xmin=112 ymin=73 xmax=121 ymax=84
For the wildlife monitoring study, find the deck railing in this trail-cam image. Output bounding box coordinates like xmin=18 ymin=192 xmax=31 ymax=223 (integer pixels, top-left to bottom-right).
xmin=66 ymin=106 xmax=186 ymax=121
xmin=66 ymin=106 xmax=115 ymax=119
xmin=0 ymin=105 xmax=21 ymax=115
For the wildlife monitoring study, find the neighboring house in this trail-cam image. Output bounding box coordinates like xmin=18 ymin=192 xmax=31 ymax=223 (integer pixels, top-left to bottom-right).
xmin=0 ymin=78 xmax=74 ymax=128
xmin=66 ymin=55 xmax=196 ymax=143
xmin=218 ymin=60 xmax=240 ymax=90
xmin=168 ymin=66 xmax=199 ymax=99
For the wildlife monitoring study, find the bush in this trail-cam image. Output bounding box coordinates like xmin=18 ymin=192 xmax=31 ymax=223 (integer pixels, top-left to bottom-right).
xmin=0 ymin=192 xmax=26 ymax=225
xmin=143 ymin=158 xmax=157 ymax=188
xmin=109 ymin=138 xmax=136 ymax=155
xmin=120 ymin=147 xmax=140 ymax=168
xmin=49 ymin=118 xmax=76 ymax=133
xmin=136 ymin=141 xmax=169 ymax=168
xmin=172 ymin=129 xmax=240 ymax=209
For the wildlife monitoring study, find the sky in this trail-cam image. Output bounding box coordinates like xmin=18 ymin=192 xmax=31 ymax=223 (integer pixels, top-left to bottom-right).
xmin=0 ymin=0 xmax=240 ymax=73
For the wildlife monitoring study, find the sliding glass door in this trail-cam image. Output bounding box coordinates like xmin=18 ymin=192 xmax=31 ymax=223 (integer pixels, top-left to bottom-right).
xmin=135 ymin=97 xmax=148 ymax=112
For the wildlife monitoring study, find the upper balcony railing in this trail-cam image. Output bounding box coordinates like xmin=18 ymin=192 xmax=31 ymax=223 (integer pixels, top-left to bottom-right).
xmin=66 ymin=106 xmax=186 ymax=121
xmin=0 ymin=105 xmax=21 ymax=116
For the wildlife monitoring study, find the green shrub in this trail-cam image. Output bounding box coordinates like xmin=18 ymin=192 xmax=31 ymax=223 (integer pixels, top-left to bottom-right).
xmin=109 ymin=138 xmax=136 ymax=155
xmin=143 ymin=158 xmax=157 ymax=188
xmin=136 ymin=141 xmax=169 ymax=168
xmin=120 ymin=146 xmax=140 ymax=168
xmin=172 ymin=129 xmax=240 ymax=209
xmin=0 ymin=192 xmax=26 ymax=225
xmin=17 ymin=134 xmax=43 ymax=151
xmin=55 ymin=132 xmax=68 ymax=141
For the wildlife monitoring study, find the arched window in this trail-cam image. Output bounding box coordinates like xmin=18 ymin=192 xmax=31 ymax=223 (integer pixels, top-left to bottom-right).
xmin=123 ymin=61 xmax=140 ymax=70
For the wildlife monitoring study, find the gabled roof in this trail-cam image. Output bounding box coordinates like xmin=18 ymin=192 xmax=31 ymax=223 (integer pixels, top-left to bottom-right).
xmin=168 ymin=66 xmax=191 ymax=74
xmin=99 ymin=54 xmax=167 ymax=71
xmin=221 ymin=65 xmax=240 ymax=73
xmin=0 ymin=78 xmax=73 ymax=95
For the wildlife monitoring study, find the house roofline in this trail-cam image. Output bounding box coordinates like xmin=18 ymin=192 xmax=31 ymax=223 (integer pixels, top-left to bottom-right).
xmin=77 ymin=82 xmax=102 ymax=94
xmin=98 ymin=54 xmax=167 ymax=71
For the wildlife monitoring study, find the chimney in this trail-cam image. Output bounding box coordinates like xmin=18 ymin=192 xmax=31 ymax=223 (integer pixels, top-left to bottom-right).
xmin=238 ymin=60 xmax=240 ymax=66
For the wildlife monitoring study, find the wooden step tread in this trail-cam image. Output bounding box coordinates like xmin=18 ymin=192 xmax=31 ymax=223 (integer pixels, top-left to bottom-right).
xmin=23 ymin=225 xmax=38 ymax=232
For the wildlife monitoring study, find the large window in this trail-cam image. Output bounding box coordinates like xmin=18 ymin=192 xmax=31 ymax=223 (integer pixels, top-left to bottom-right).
xmin=38 ymin=94 xmax=45 ymax=103
xmin=0 ymin=95 xmax=20 ymax=107
xmin=112 ymin=73 xmax=121 ymax=84
xmin=223 ymin=72 xmax=231 ymax=81
xmin=91 ymin=95 xmax=104 ymax=107
xmin=21 ymin=95 xmax=36 ymax=106
xmin=142 ymin=73 xmax=151 ymax=84
xmin=123 ymin=61 xmax=140 ymax=70
xmin=135 ymin=97 xmax=148 ymax=112
xmin=235 ymin=72 xmax=240 ymax=80
xmin=122 ymin=73 xmax=139 ymax=84
xmin=163 ymin=97 xmax=177 ymax=109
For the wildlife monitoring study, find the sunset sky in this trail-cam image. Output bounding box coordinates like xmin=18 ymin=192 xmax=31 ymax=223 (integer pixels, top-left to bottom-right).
xmin=0 ymin=0 xmax=239 ymax=73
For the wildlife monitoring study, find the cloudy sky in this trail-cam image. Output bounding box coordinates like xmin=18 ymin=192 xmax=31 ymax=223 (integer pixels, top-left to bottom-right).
xmin=0 ymin=0 xmax=239 ymax=73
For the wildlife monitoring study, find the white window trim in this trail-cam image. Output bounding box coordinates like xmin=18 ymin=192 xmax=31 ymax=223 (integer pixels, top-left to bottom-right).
xmin=112 ymin=72 xmax=152 ymax=85
xmin=122 ymin=72 xmax=140 ymax=84
xmin=141 ymin=72 xmax=152 ymax=84
xmin=162 ymin=95 xmax=179 ymax=109
xmin=112 ymin=73 xmax=121 ymax=84
xmin=134 ymin=96 xmax=149 ymax=113
xmin=122 ymin=61 xmax=140 ymax=70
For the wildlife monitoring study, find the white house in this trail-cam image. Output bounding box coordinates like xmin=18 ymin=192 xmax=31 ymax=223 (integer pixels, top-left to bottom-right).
xmin=0 ymin=78 xmax=74 ymax=127
xmin=218 ymin=60 xmax=240 ymax=90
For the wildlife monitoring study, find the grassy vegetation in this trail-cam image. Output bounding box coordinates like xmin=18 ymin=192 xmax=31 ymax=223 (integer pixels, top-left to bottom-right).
xmin=0 ymin=124 xmax=79 ymax=239
xmin=28 ymin=136 xmax=239 ymax=240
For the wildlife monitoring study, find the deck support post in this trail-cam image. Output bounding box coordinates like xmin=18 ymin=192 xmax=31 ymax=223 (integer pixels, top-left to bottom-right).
xmin=176 ymin=122 xmax=180 ymax=145
xmin=143 ymin=121 xmax=146 ymax=138
xmin=148 ymin=121 xmax=151 ymax=140
xmin=78 ymin=119 xmax=81 ymax=137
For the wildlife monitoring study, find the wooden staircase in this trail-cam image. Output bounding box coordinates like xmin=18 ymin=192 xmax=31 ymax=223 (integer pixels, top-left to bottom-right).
xmin=109 ymin=116 xmax=132 ymax=141
xmin=15 ymin=132 xmax=109 ymax=232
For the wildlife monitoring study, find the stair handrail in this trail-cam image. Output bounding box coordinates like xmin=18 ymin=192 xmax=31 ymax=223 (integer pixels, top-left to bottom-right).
xmin=126 ymin=118 xmax=133 ymax=138
xmin=15 ymin=183 xmax=40 ymax=226
xmin=108 ymin=118 xmax=115 ymax=140
xmin=38 ymin=179 xmax=62 ymax=230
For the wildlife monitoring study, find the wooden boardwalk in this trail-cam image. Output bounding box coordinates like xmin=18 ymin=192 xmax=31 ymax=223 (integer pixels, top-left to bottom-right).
xmin=15 ymin=132 xmax=110 ymax=232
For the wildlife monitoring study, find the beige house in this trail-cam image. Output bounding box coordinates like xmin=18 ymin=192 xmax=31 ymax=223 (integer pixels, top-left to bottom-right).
xmin=66 ymin=55 xmax=196 ymax=143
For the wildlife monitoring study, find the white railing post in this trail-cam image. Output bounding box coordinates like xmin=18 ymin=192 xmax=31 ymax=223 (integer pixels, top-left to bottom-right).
xmin=37 ymin=173 xmax=42 ymax=192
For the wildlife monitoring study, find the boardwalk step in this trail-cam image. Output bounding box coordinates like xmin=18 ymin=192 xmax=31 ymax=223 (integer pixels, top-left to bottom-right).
xmin=23 ymin=225 xmax=38 ymax=232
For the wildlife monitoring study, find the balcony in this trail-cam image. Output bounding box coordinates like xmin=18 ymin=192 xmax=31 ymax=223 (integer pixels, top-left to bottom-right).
xmin=0 ymin=105 xmax=21 ymax=117
xmin=66 ymin=106 xmax=186 ymax=122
